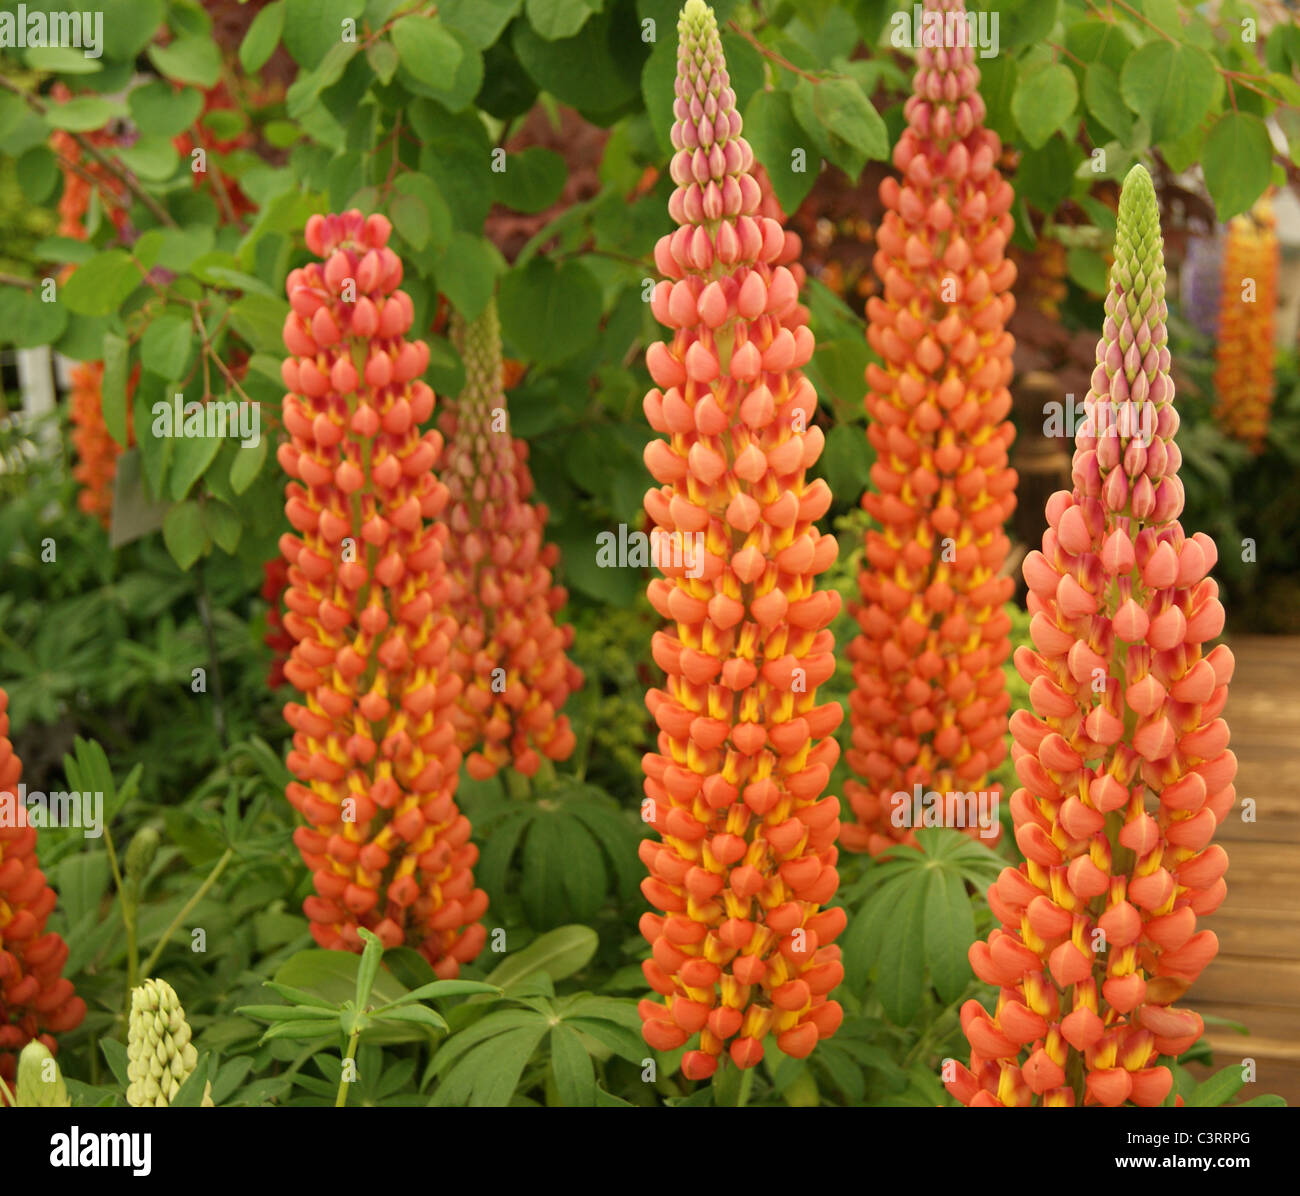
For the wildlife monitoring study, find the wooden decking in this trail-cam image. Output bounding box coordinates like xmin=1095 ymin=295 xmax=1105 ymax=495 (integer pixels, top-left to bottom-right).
xmin=1193 ymin=636 xmax=1300 ymax=1105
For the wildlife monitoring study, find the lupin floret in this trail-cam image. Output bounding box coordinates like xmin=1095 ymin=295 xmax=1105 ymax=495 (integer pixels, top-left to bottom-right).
xmin=440 ymin=299 xmax=582 ymax=781
xmin=278 ymin=209 xmax=487 ymax=976
xmin=637 ymin=0 xmax=846 ymax=1081
xmin=0 ymin=686 xmax=85 ymax=1087
xmin=844 ymin=0 xmax=1018 ymax=855
xmin=947 ymin=165 xmax=1234 ymax=1108
xmin=126 ymin=978 xmax=213 ymax=1107
xmin=1212 ymin=198 xmax=1277 ymax=454
xmin=15 ymin=1040 xmax=70 ymax=1107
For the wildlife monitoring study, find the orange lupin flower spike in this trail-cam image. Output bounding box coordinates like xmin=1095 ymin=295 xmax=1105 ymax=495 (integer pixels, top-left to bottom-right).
xmin=0 ymin=686 xmax=86 ymax=1085
xmin=439 ymin=299 xmax=582 ymax=781
xmin=947 ymin=165 xmax=1233 ymax=1108
xmin=844 ymin=0 xmax=1018 ymax=855
xmin=1212 ymin=198 xmax=1277 ymax=454
xmin=278 ymin=209 xmax=487 ymax=976
xmin=637 ymin=0 xmax=846 ymax=1082
xmin=68 ymin=361 xmax=137 ymax=528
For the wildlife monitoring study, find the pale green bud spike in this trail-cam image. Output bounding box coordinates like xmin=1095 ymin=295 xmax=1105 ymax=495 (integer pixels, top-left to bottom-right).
xmin=16 ymin=1041 xmax=71 ymax=1108
xmin=449 ymin=299 xmax=505 ymax=422
xmin=126 ymin=978 xmax=213 ymax=1107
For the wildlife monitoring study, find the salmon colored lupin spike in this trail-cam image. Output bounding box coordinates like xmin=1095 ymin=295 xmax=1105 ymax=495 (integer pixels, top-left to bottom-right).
xmin=68 ymin=362 xmax=121 ymax=528
xmin=278 ymin=208 xmax=488 ymax=976
xmin=638 ymin=0 xmax=845 ymax=1082
xmin=948 ymin=164 xmax=1234 ymax=1109
xmin=0 ymin=685 xmax=86 ymax=1084
xmin=1212 ymin=198 xmax=1277 ymax=455
xmin=843 ymin=0 xmax=1018 ymax=856
xmin=440 ymin=299 xmax=582 ymax=781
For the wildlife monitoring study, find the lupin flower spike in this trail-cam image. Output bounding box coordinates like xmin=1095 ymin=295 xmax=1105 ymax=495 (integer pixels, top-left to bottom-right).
xmin=637 ymin=0 xmax=846 ymax=1082
xmin=278 ymin=209 xmax=488 ymax=975
xmin=440 ymin=299 xmax=582 ymax=781
xmin=1213 ymin=198 xmax=1277 ymax=454
xmin=844 ymin=0 xmax=1018 ymax=855
xmin=0 ymin=686 xmax=85 ymax=1086
xmin=126 ymin=978 xmax=213 ymax=1107
xmin=947 ymin=164 xmax=1234 ymax=1108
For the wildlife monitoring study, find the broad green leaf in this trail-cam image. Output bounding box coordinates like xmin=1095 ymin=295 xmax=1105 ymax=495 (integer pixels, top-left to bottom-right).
xmin=47 ymin=97 xmax=121 ymax=132
xmin=148 ymin=37 xmax=222 ymax=88
xmin=282 ymin=0 xmax=364 ymax=68
xmin=557 ymin=816 xmax=607 ymax=920
xmin=128 ymin=82 xmax=204 ymax=139
xmin=0 ymin=287 xmax=66 ymax=350
xmin=492 ymin=146 xmax=566 ymax=213
xmin=162 ymin=500 xmax=209 ymax=571
xmin=743 ymin=88 xmax=816 ymax=213
xmin=117 ymin=134 xmax=180 ymax=181
xmin=1084 ymin=63 xmax=1133 ymax=141
xmin=875 ymin=874 xmax=927 ymax=1026
xmin=498 ymin=256 xmax=602 ymax=366
xmin=141 ymin=313 xmax=193 ymax=379
xmin=168 ymin=431 xmax=223 ymax=501
xmin=1202 ymin=112 xmax=1273 ymax=222
xmin=391 ymin=15 xmax=464 ymax=86
xmin=434 ymin=231 xmax=503 ymax=322
xmin=17 ymin=147 xmax=58 ymax=203
xmin=441 ymin=0 xmax=524 ymax=49
xmin=1012 ymin=62 xmax=1078 ymax=150
xmin=61 ymin=250 xmax=140 ymax=316
xmin=527 ymin=0 xmax=599 ymax=40
xmin=812 ymin=77 xmax=888 ymax=165
xmin=101 ymin=332 xmax=130 ymax=445
xmin=1119 ymin=40 xmax=1217 ymax=144
xmin=229 ymin=436 xmax=268 ymax=494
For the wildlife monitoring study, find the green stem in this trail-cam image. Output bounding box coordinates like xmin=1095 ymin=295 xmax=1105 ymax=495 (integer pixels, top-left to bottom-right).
xmin=336 ymin=1027 xmax=361 ymax=1108
xmin=0 ymin=1072 xmax=14 ymax=1107
xmin=139 ymin=847 xmax=234 ymax=979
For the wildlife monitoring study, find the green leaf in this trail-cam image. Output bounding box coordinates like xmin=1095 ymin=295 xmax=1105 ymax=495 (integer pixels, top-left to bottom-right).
xmin=201 ymin=498 xmax=242 ymax=555
xmin=0 ymin=287 xmax=66 ymax=350
xmin=17 ymin=147 xmax=57 ymax=203
xmin=373 ymin=1004 xmax=449 ymax=1031
xmin=875 ymin=873 xmax=927 ymax=1025
xmin=493 ymin=146 xmax=566 ymax=213
xmin=354 ymin=929 xmax=386 ymax=1011
xmin=1012 ymin=63 xmax=1078 ymax=150
xmin=526 ymin=0 xmax=599 ymax=41
xmin=512 ymin=7 xmax=642 ymax=119
xmin=812 ymin=77 xmax=888 ymax=165
xmin=168 ymin=430 xmax=223 ymax=501
xmin=118 ymin=134 xmax=180 ymax=182
xmin=558 ymin=817 xmax=607 ymax=920
xmin=240 ymin=0 xmax=286 ymax=73
xmin=498 ymin=256 xmax=602 ymax=366
xmin=1066 ymin=245 xmax=1108 ymax=295
xmin=61 ymin=250 xmax=140 ymax=316
xmin=1084 ymin=63 xmax=1133 ymax=141
xmin=923 ymin=868 xmax=974 ymax=1004
xmin=392 ymin=15 xmax=464 ymax=85
xmin=1202 ymin=112 xmax=1274 ymax=223
xmin=367 ymin=39 xmax=399 ymax=84
xmin=162 ymin=500 xmax=209 ymax=571
xmin=283 ymin=0 xmax=364 ymax=68
xmin=47 ymin=97 xmax=120 ymax=133
xmin=229 ymin=436 xmax=268 ymax=494
xmin=484 ymin=925 xmax=599 ymax=991
xmin=141 ymin=313 xmax=193 ymax=379
xmin=743 ymin=89 xmax=816 ymax=213
xmin=101 ymin=332 xmax=130 ymax=445
xmin=148 ymin=37 xmax=222 ymax=88
xmin=441 ymin=0 xmax=524 ymax=49
xmin=1187 ymin=1063 xmax=1246 ymax=1108
xmin=1119 ymin=40 xmax=1217 ymax=144
xmin=550 ymin=1023 xmax=597 ymax=1105
xmin=128 ymin=82 xmax=204 ymax=140
xmin=100 ymin=1039 xmax=130 ymax=1090
xmin=100 ymin=0 xmax=165 ymax=61
xmin=274 ymin=949 xmax=412 ymax=1008
xmin=434 ymin=231 xmax=504 ymax=322
xmin=238 ymin=1004 xmax=340 ymax=1022
xmin=521 ymin=811 xmax=570 ymax=927
xmin=999 ymin=0 xmax=1060 ymax=49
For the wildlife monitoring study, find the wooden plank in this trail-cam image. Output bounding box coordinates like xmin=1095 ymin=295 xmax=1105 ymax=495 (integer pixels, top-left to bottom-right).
xmin=1192 ymin=957 xmax=1300 ymax=1008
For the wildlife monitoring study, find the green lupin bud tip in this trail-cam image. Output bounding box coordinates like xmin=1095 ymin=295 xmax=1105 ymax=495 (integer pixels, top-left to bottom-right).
xmin=16 ymin=1041 xmax=71 ymax=1108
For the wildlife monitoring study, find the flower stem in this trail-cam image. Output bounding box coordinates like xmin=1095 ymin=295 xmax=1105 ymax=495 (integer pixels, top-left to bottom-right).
xmin=140 ymin=847 xmax=234 ymax=978
xmin=336 ymin=1027 xmax=362 ymax=1108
